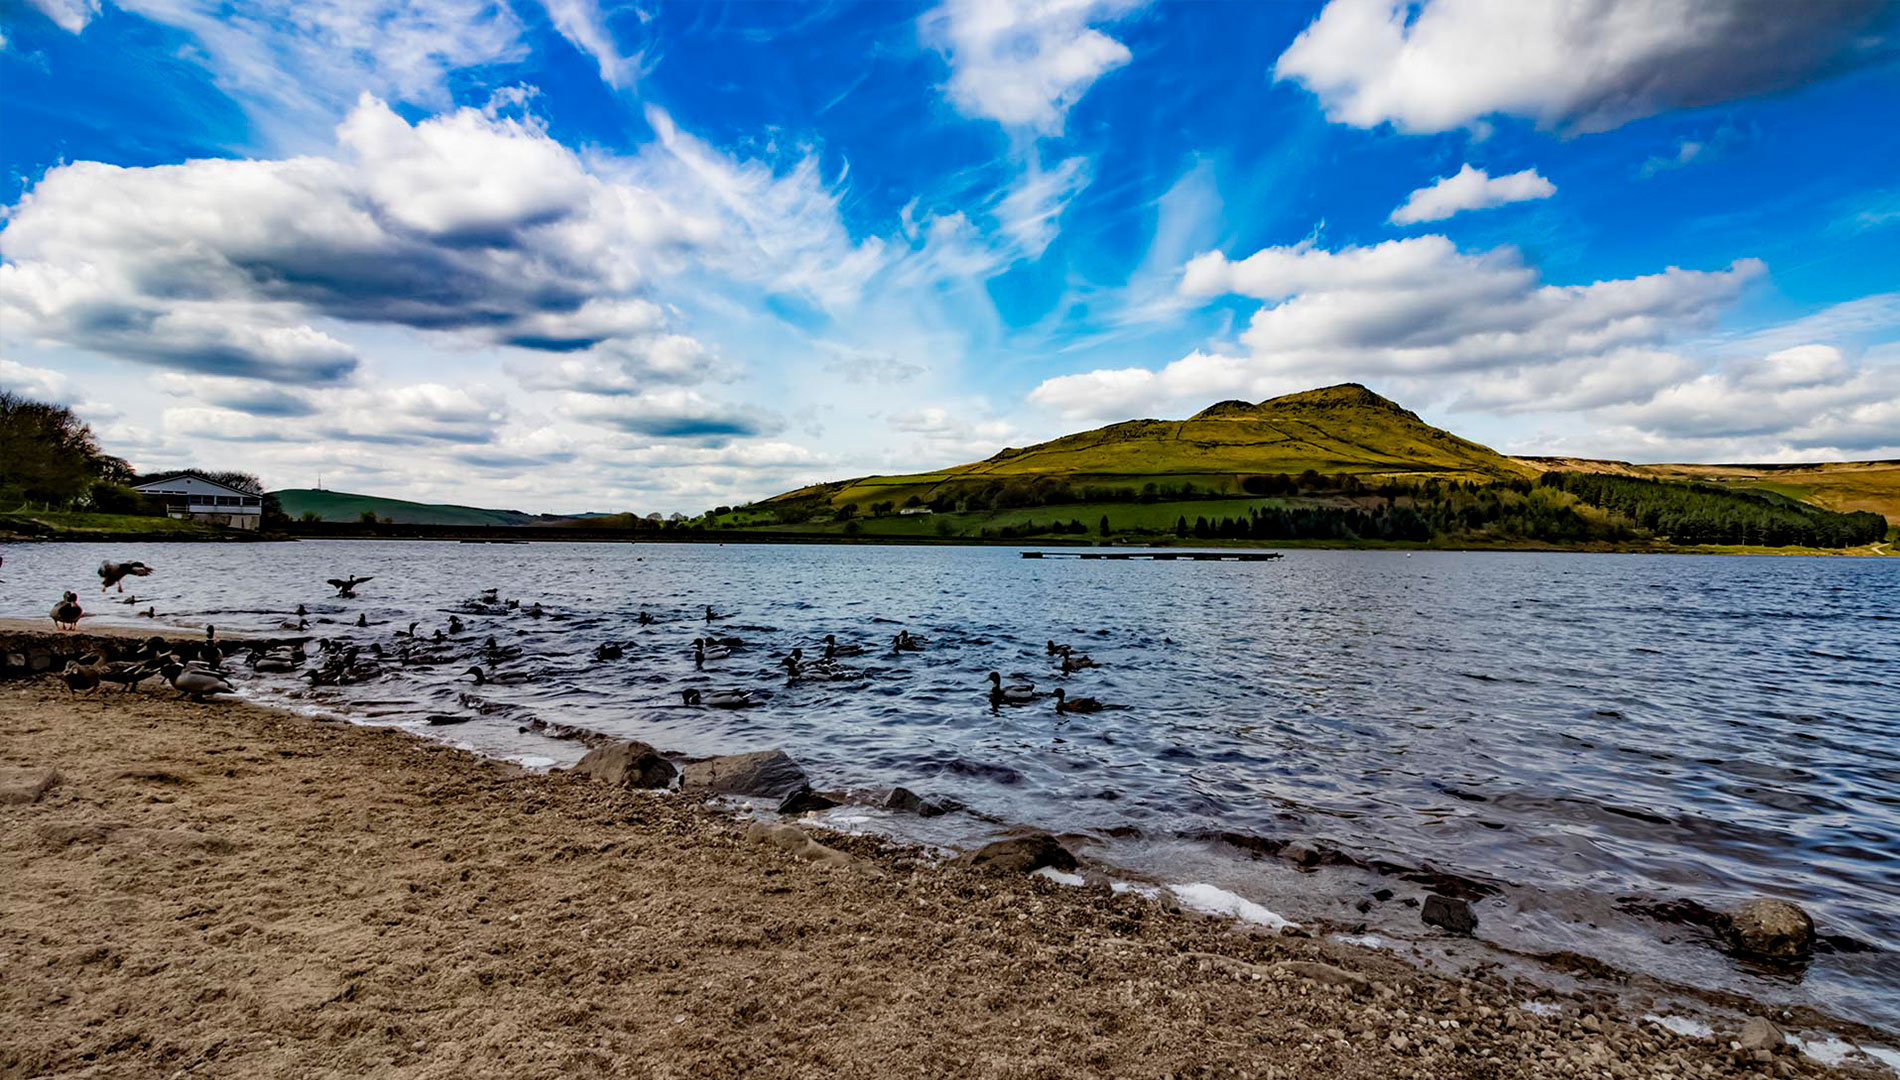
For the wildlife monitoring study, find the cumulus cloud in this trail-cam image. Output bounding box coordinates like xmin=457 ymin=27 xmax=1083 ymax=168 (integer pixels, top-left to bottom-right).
xmin=0 ymin=359 xmax=71 ymax=401
xmin=1593 ymin=346 xmax=1900 ymax=453
xmin=1274 ymin=0 xmax=1894 ymax=135
xmin=921 ymin=0 xmax=1144 ymax=132
xmin=1390 ymin=164 xmax=1555 ymax=225
xmin=1031 ymin=234 xmax=1762 ymax=420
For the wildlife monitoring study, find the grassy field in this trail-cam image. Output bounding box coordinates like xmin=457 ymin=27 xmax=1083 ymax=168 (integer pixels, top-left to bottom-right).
xmin=0 ymin=510 xmax=230 ymax=539
xmin=273 ymin=488 xmax=549 ymax=527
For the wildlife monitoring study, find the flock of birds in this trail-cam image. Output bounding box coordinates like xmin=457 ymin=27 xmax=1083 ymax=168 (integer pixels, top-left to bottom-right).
xmin=47 ymin=562 xmax=1114 ymax=717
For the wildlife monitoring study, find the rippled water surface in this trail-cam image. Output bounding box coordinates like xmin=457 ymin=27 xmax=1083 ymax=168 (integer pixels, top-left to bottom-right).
xmin=7 ymin=540 xmax=1897 ymax=1032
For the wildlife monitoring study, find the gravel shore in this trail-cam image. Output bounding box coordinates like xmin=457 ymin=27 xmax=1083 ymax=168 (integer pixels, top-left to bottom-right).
xmin=0 ymin=674 xmax=1883 ymax=1079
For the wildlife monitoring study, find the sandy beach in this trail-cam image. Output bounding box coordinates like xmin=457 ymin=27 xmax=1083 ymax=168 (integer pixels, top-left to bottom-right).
xmin=3 ymin=645 xmax=1886 ymax=1080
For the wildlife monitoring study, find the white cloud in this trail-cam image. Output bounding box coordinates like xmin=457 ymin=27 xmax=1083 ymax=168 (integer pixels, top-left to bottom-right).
xmin=1274 ymin=0 xmax=1893 ymax=135
xmin=996 ymin=155 xmax=1092 ymax=258
xmin=536 ymin=0 xmax=637 ymax=88
xmin=1390 ymin=164 xmax=1555 ymax=225
xmin=103 ymin=0 xmax=528 ymax=143
xmin=27 ymin=0 xmax=99 ymax=33
xmin=1032 ymin=234 xmax=1763 ymax=420
xmin=0 ymin=359 xmax=71 ymax=401
xmin=1593 ymin=346 xmax=1900 ymax=453
xmin=921 ymin=0 xmax=1144 ymax=132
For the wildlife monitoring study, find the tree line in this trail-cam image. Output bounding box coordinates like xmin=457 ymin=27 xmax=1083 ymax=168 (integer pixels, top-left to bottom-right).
xmin=1540 ymin=472 xmax=1886 ymax=548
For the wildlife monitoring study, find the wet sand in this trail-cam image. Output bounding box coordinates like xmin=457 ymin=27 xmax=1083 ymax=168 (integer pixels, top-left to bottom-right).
xmin=0 ymin=673 xmax=1877 ymax=1079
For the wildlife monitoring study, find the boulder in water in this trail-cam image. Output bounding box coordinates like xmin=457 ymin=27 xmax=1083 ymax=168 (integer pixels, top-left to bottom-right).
xmin=681 ymin=750 xmax=809 ymax=800
xmin=962 ymin=833 xmax=1077 ymax=875
xmin=1422 ymin=894 xmax=1477 ymax=935
xmin=1728 ymin=898 xmax=1813 ymax=961
xmin=573 ymin=741 xmax=675 ymax=790
xmin=885 ymin=786 xmax=949 ymax=817
xmin=777 ymin=787 xmax=840 ymax=815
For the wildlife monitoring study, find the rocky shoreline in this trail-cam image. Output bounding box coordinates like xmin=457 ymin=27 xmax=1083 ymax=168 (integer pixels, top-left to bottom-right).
xmin=3 ymin=629 xmax=1897 ymax=1077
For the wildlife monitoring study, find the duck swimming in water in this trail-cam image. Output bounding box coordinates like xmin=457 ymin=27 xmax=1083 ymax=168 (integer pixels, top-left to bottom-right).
xmin=823 ymin=634 xmax=866 ymax=659
xmin=693 ymin=638 xmax=732 ymax=663
xmin=987 ymin=671 xmax=1037 ymax=705
xmin=50 ymin=591 xmax=83 ymax=631
xmin=681 ymin=688 xmax=756 ymax=708
xmin=462 ymin=665 xmax=527 ymax=686
xmin=1053 ymin=688 xmax=1104 ymax=714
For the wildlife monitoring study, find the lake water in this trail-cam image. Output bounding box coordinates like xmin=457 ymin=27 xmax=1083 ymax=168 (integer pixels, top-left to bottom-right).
xmin=6 ymin=539 xmax=1897 ymax=1034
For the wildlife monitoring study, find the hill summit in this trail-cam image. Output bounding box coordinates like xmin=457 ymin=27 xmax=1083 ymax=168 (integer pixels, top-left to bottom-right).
xmin=766 ymin=383 xmax=1535 ymax=511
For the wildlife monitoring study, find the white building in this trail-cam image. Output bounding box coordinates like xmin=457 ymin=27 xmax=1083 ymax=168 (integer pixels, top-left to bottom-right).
xmin=132 ymin=472 xmax=264 ymax=530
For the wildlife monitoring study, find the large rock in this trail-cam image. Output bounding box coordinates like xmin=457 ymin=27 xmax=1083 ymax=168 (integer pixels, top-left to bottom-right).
xmin=681 ymin=750 xmax=808 ymax=800
xmin=885 ymin=786 xmax=948 ymax=817
xmin=0 ymin=767 xmax=61 ymax=805
xmin=1738 ymin=1016 xmax=1784 ymax=1053
xmin=777 ymin=787 xmax=840 ymax=815
xmin=1728 ymin=898 xmax=1814 ymax=961
xmin=1422 ymin=894 xmax=1478 ymax=935
xmin=745 ymin=821 xmax=855 ymax=868
xmin=962 ymin=833 xmax=1077 ymax=875
xmin=573 ymin=740 xmax=676 ymax=790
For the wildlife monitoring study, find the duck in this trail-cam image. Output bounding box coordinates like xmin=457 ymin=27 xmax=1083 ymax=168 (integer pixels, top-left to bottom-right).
xmin=201 ymin=625 xmax=223 ymax=669
xmin=1059 ymin=652 xmax=1098 ymax=674
xmin=462 ymin=665 xmax=527 ymax=686
xmin=447 ymin=615 xmax=465 ymax=635
xmin=96 ymin=663 xmax=156 ymax=693
xmin=823 ymin=634 xmax=866 ymax=658
xmin=593 ymin=643 xmax=625 ymax=662
xmin=117 ymin=594 xmax=138 ymax=605
xmin=278 ymin=617 xmax=310 ymax=631
xmin=295 ymin=604 xmax=308 ymax=617
xmin=693 ymin=638 xmax=733 ymax=662
xmin=638 ymin=610 xmax=656 ymax=625
xmin=987 ymin=671 xmax=1037 ymax=705
xmin=1053 ymin=688 xmax=1104 ymax=714
xmin=395 ymin=621 xmax=419 ymax=638
xmin=681 ymin=688 xmax=757 ymax=708
xmin=893 ymin=630 xmax=924 ymax=651
xmin=98 ymin=560 xmax=154 ymax=593
xmin=161 ymin=662 xmax=236 ymax=702
xmin=355 ymin=613 xmax=369 ymax=628
xmin=138 ymin=606 xmax=156 ymax=619
xmin=50 ymin=591 xmax=83 ymax=631
xmin=61 ymin=661 xmax=101 ymax=694
xmin=327 ymin=575 xmax=373 ymax=598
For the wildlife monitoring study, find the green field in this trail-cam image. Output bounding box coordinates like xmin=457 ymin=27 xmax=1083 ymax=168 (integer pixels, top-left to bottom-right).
xmin=0 ymin=510 xmax=229 ymax=539
xmin=273 ymin=488 xmax=550 ymax=527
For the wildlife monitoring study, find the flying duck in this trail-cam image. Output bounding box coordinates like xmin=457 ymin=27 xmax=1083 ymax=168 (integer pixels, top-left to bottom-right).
xmin=327 ymin=575 xmax=373 ymax=598
xmin=99 ymin=560 xmax=154 ymax=593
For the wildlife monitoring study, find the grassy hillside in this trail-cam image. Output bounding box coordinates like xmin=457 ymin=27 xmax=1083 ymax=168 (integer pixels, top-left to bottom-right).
xmin=1516 ymin=458 xmax=1900 ymax=526
xmin=273 ymin=489 xmax=550 ymax=527
xmin=764 ymin=384 xmax=1536 ymax=514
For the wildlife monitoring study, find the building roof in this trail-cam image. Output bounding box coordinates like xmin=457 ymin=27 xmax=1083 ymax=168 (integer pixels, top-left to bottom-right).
xmin=132 ymin=470 xmax=260 ymax=497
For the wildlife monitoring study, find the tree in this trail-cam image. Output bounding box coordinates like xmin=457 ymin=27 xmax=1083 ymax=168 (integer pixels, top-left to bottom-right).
xmin=1174 ymin=515 xmax=1188 ymax=538
xmin=842 ymin=520 xmax=862 ymax=537
xmin=359 ymin=510 xmax=380 ymax=525
xmin=1098 ymin=514 xmax=1111 ymax=537
xmin=300 ymin=511 xmax=323 ymax=523
xmin=0 ymin=391 xmax=108 ymax=505
xmin=835 ymin=503 xmax=858 ymax=521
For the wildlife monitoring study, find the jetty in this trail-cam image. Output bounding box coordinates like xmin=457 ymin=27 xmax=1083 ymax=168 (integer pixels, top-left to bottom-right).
xmin=1020 ymin=551 xmax=1283 ymax=561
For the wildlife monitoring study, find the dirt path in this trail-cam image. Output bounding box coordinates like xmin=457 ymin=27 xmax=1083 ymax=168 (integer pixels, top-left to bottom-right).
xmin=0 ymin=678 xmax=1869 ymax=1079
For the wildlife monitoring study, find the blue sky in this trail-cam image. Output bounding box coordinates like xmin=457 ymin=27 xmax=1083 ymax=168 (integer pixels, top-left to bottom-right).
xmin=3 ymin=0 xmax=1897 ymax=512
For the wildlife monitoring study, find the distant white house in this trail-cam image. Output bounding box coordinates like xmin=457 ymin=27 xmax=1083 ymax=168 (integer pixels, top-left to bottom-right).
xmin=898 ymin=507 xmax=933 ymax=516
xmin=132 ymin=471 xmax=264 ymax=530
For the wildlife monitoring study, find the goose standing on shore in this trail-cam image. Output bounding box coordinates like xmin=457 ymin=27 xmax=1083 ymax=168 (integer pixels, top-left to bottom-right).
xmin=51 ymin=592 xmax=83 ymax=631
xmin=99 ymin=560 xmax=154 ymax=593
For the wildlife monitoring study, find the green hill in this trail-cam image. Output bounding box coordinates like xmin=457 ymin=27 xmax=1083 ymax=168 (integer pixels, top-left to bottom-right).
xmin=272 ymin=489 xmax=552 ymax=527
xmin=765 ymin=384 xmax=1536 ymax=513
